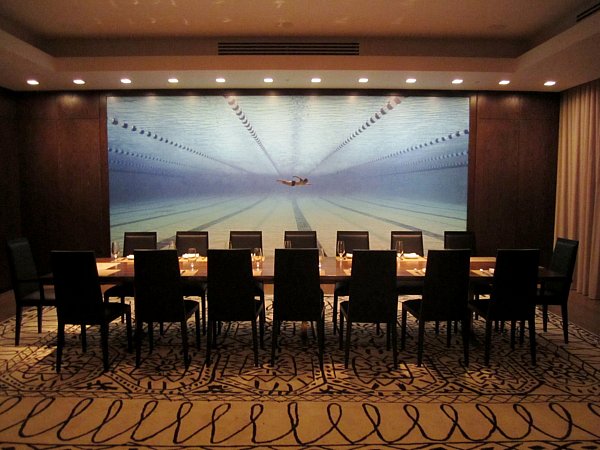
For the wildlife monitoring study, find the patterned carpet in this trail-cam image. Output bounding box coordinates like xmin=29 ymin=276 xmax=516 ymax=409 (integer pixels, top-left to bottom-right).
xmin=1 ymin=296 xmax=599 ymax=449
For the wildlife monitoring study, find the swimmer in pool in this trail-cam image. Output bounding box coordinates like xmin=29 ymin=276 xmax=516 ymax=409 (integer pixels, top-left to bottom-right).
xmin=277 ymin=176 xmax=310 ymax=187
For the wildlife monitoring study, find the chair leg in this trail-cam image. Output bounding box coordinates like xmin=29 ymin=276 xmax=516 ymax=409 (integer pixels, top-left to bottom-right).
xmin=462 ymin=317 xmax=470 ymax=367
xmin=318 ymin=315 xmax=325 ymax=371
xmin=484 ymin=319 xmax=492 ymax=366
xmin=271 ymin=319 xmax=278 ymax=366
xmin=446 ymin=320 xmax=451 ymax=347
xmin=56 ymin=322 xmax=65 ymax=373
xmin=15 ymin=305 xmax=23 ymax=346
xmin=333 ymin=293 xmax=339 ymax=334
xmin=100 ymin=322 xmax=110 ymax=372
xmin=561 ymin=303 xmax=569 ymax=344
xmin=194 ymin=309 xmax=201 ymax=350
xmin=338 ymin=309 xmax=344 ymax=350
xmin=37 ymin=304 xmax=43 ymax=333
xmin=259 ymin=305 xmax=266 ymax=350
xmin=201 ymin=295 xmax=207 ymax=336
xmin=542 ymin=304 xmax=549 ymax=332
xmin=125 ymin=310 xmax=133 ymax=353
xmin=148 ymin=322 xmax=154 ymax=352
xmin=510 ymin=319 xmax=516 ymax=350
xmin=135 ymin=321 xmax=143 ymax=367
xmin=344 ymin=320 xmax=352 ymax=369
xmin=251 ymin=319 xmax=259 ymax=367
xmin=205 ymin=320 xmax=213 ymax=365
xmin=529 ymin=316 xmax=536 ymax=365
xmin=391 ymin=321 xmax=398 ymax=369
xmin=81 ymin=325 xmax=87 ymax=352
xmin=400 ymin=308 xmax=407 ymax=350
xmin=181 ymin=320 xmax=190 ymax=369
xmin=417 ymin=319 xmax=425 ymax=366
xmin=120 ymin=296 xmax=125 ymax=323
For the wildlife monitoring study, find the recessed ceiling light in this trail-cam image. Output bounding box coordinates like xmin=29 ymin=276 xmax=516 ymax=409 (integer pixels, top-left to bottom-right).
xmin=168 ymin=78 xmax=179 ymax=84
xmin=311 ymin=77 xmax=322 ymax=83
xmin=544 ymin=80 xmax=557 ymax=86
xmin=405 ymin=78 xmax=417 ymax=84
xmin=452 ymin=79 xmax=464 ymax=85
xmin=27 ymin=79 xmax=39 ymax=86
xmin=498 ymin=80 xmax=510 ymax=85
xmin=73 ymin=79 xmax=85 ymax=85
xmin=216 ymin=77 xmax=226 ymax=83
xmin=120 ymin=78 xmax=132 ymax=84
xmin=264 ymin=77 xmax=274 ymax=83
xmin=358 ymin=78 xmax=369 ymax=83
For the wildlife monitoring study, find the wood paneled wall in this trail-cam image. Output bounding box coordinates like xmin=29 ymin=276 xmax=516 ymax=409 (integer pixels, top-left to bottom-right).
xmin=0 ymin=90 xmax=559 ymax=290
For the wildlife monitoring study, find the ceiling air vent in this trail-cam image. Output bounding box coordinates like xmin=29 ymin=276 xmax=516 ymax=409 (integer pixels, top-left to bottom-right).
xmin=576 ymin=1 xmax=600 ymax=21
xmin=218 ymin=42 xmax=359 ymax=56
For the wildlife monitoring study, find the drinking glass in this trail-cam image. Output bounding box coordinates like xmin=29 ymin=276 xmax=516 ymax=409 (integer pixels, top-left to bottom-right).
xmin=252 ymin=248 xmax=263 ymax=268
xmin=111 ymin=241 xmax=120 ymax=260
xmin=336 ymin=240 xmax=346 ymax=260
xmin=284 ymin=240 xmax=292 ymax=249
xmin=395 ymin=240 xmax=404 ymax=260
xmin=318 ymin=247 xmax=325 ymax=269
xmin=188 ymin=247 xmax=197 ymax=270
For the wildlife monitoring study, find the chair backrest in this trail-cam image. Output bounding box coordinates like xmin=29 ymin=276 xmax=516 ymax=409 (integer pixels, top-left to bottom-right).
xmin=207 ymin=249 xmax=257 ymax=321
xmin=273 ymin=248 xmax=321 ymax=321
xmin=336 ymin=231 xmax=369 ymax=255
xmin=348 ymin=250 xmax=398 ymax=323
xmin=444 ymin=231 xmax=476 ymax=254
xmin=492 ymin=249 xmax=539 ymax=312
xmin=134 ymin=249 xmax=184 ymax=323
xmin=283 ymin=230 xmax=317 ymax=248
xmin=421 ymin=249 xmax=471 ymax=320
xmin=229 ymin=231 xmax=262 ymax=250
xmin=123 ymin=232 xmax=157 ymax=256
xmin=6 ymin=237 xmax=40 ymax=299
xmin=545 ymin=237 xmax=579 ymax=296
xmin=50 ymin=250 xmax=104 ymax=322
xmin=176 ymin=231 xmax=209 ymax=257
xmin=391 ymin=231 xmax=424 ymax=255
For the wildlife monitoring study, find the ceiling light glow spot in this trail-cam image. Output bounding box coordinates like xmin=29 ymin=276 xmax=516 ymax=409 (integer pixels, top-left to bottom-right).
xmin=263 ymin=77 xmax=274 ymax=83
xmin=358 ymin=78 xmax=369 ymax=83
xmin=452 ymin=79 xmax=463 ymax=85
xmin=499 ymin=80 xmax=510 ymax=85
xmin=27 ymin=79 xmax=40 ymax=86
xmin=168 ymin=78 xmax=179 ymax=84
xmin=120 ymin=78 xmax=132 ymax=84
xmin=406 ymin=78 xmax=417 ymax=84
xmin=216 ymin=77 xmax=226 ymax=83
xmin=311 ymin=77 xmax=322 ymax=83
xmin=544 ymin=80 xmax=557 ymax=86
xmin=73 ymin=79 xmax=85 ymax=85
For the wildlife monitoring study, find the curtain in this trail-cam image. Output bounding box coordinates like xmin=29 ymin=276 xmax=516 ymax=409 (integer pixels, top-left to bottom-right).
xmin=556 ymin=78 xmax=600 ymax=299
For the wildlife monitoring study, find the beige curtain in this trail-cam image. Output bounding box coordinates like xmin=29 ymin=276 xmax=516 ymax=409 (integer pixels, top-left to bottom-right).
xmin=556 ymin=78 xmax=600 ymax=299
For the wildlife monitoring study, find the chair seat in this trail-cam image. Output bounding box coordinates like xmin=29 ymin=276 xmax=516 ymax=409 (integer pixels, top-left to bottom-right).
xmin=469 ymin=299 xmax=534 ymax=321
xmin=396 ymin=280 xmax=424 ymax=295
xmin=104 ymin=282 xmax=133 ymax=299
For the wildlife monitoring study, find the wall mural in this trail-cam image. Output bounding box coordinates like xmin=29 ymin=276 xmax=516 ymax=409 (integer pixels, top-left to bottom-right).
xmin=107 ymin=94 xmax=469 ymax=254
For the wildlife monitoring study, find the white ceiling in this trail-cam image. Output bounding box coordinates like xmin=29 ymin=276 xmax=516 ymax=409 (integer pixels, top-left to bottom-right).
xmin=1 ymin=0 xmax=600 ymax=92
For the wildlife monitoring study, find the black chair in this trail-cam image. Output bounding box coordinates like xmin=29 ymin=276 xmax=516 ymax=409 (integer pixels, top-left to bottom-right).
xmin=333 ymin=231 xmax=370 ymax=334
xmin=469 ymin=249 xmax=540 ymax=365
xmin=401 ymin=249 xmax=471 ymax=366
xmin=103 ymin=232 xmax=157 ymax=313
xmin=6 ymin=237 xmax=56 ymax=345
xmin=206 ymin=249 xmax=265 ymax=366
xmin=51 ymin=250 xmax=132 ymax=372
xmin=272 ymin=248 xmax=325 ymax=367
xmin=283 ymin=230 xmax=318 ymax=248
xmin=391 ymin=230 xmax=424 ymax=256
xmin=229 ymin=231 xmax=262 ymax=250
xmin=176 ymin=231 xmax=209 ymax=257
xmin=444 ymin=231 xmax=476 ymax=254
xmin=133 ymin=249 xmax=201 ymax=368
xmin=228 ymin=231 xmax=265 ymax=306
xmin=537 ymin=237 xmax=579 ymax=343
xmin=339 ymin=250 xmax=398 ymax=369
xmin=392 ymin=231 xmax=425 ymax=296
xmin=176 ymin=231 xmax=208 ymax=333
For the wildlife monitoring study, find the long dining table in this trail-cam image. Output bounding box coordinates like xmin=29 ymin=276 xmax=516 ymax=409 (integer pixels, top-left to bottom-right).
xmin=95 ymin=255 xmax=563 ymax=284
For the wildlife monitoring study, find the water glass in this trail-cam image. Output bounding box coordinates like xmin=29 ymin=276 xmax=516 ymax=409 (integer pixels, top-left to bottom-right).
xmin=336 ymin=240 xmax=346 ymax=259
xmin=252 ymin=248 xmax=263 ymax=268
xmin=111 ymin=241 xmax=120 ymax=260
xmin=284 ymin=240 xmax=292 ymax=249
xmin=188 ymin=247 xmax=197 ymax=269
xmin=395 ymin=240 xmax=404 ymax=260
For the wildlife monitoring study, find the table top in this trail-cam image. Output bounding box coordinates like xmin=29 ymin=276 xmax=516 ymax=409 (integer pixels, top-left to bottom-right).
xmin=96 ymin=255 xmax=563 ymax=283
